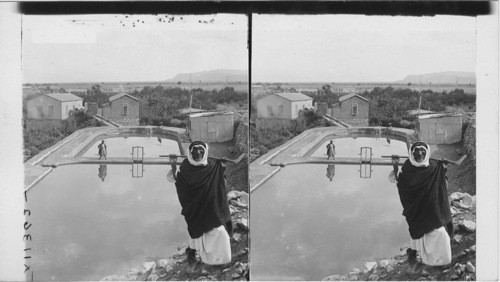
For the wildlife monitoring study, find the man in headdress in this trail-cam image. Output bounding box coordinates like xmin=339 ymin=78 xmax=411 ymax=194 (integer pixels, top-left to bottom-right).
xmin=392 ymin=141 xmax=453 ymax=266
xmin=169 ymin=141 xmax=232 ymax=266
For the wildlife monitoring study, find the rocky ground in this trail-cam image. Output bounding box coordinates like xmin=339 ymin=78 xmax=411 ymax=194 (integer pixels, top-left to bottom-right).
xmin=101 ymin=140 xmax=249 ymax=281
xmin=323 ymin=141 xmax=477 ymax=281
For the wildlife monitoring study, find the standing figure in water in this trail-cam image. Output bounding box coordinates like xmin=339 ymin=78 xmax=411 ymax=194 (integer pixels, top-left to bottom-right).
xmin=98 ymin=164 xmax=107 ymax=181
xmin=392 ymin=142 xmax=453 ymax=266
xmin=98 ymin=140 xmax=107 ymax=160
xmin=169 ymin=141 xmax=232 ymax=266
xmin=326 ymin=164 xmax=335 ymax=181
xmin=326 ymin=140 xmax=335 ymax=159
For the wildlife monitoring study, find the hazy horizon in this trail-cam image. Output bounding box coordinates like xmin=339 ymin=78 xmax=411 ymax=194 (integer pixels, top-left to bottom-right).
xmin=22 ymin=14 xmax=248 ymax=84
xmin=253 ymin=15 xmax=477 ymax=83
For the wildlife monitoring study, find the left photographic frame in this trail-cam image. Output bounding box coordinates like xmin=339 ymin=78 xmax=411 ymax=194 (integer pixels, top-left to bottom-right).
xmin=21 ymin=13 xmax=249 ymax=281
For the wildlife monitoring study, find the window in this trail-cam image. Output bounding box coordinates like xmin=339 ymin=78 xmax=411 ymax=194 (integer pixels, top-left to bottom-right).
xmin=48 ymin=106 xmax=54 ymax=117
xmin=352 ymin=103 xmax=358 ymax=117
xmin=123 ymin=103 xmax=128 ymax=115
xmin=267 ymin=105 xmax=273 ymax=116
xmin=278 ymin=105 xmax=284 ymax=117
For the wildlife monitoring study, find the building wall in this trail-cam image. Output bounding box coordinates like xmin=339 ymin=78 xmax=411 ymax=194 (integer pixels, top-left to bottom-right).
xmin=27 ymin=96 xmax=82 ymax=120
xmin=418 ymin=116 xmax=462 ymax=144
xmin=102 ymin=96 xmax=140 ymax=126
xmin=256 ymin=95 xmax=292 ymax=119
xmin=290 ymin=100 xmax=313 ymax=119
xmin=332 ymin=96 xmax=369 ymax=126
xmin=190 ymin=114 xmax=234 ymax=143
xmin=60 ymin=100 xmax=84 ymax=119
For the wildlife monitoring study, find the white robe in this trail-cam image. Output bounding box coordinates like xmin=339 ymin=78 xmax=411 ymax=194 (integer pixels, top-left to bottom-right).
xmin=189 ymin=225 xmax=231 ymax=265
xmin=410 ymin=226 xmax=452 ymax=266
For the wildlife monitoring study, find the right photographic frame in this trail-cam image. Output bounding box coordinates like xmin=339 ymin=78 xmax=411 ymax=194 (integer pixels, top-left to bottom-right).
xmin=249 ymin=9 xmax=497 ymax=281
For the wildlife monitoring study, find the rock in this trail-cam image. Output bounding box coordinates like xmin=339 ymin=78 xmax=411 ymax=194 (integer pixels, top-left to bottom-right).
xmin=323 ymin=274 xmax=346 ymax=281
xmin=222 ymin=268 xmax=230 ymax=273
xmin=364 ymin=261 xmax=377 ymax=273
xmin=466 ymin=262 xmax=475 ymax=273
xmin=470 ymin=245 xmax=476 ymax=253
xmin=201 ymin=269 xmax=209 ymax=275
xmin=140 ymin=262 xmax=156 ymax=274
xmin=442 ymin=268 xmax=451 ymax=274
xmin=236 ymin=218 xmax=248 ymax=231
xmin=450 ymin=192 xmax=466 ymax=201
xmin=422 ymin=270 xmax=429 ymax=276
xmin=453 ymin=234 xmax=463 ymax=243
xmin=417 ymin=277 xmax=427 ymax=281
xmin=231 ymin=273 xmax=241 ymax=279
xmin=368 ymin=273 xmax=379 ymax=281
xmin=458 ymin=251 xmax=468 ymax=258
xmin=450 ymin=274 xmax=460 ymax=280
xmin=459 ymin=220 xmax=476 ymax=232
xmin=101 ymin=273 xmax=140 ymax=281
xmin=386 ymin=266 xmax=394 ymax=272
xmin=232 ymin=233 xmax=241 ymax=242
xmin=156 ymin=259 xmax=169 ymax=269
xmin=148 ymin=274 xmax=159 ymax=281
xmin=378 ymin=259 xmax=390 ymax=268
xmin=460 ymin=193 xmax=474 ymax=208
xmin=100 ymin=275 xmax=121 ymax=281
xmin=350 ymin=268 xmax=362 ymax=275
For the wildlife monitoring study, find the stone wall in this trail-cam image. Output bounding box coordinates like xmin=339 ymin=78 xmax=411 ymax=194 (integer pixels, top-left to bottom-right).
xmin=463 ymin=122 xmax=476 ymax=165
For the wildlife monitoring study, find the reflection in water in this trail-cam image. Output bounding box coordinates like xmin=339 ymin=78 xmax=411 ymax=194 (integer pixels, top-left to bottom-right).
xmin=251 ymin=164 xmax=408 ymax=280
xmin=326 ymin=164 xmax=335 ymax=181
xmin=27 ymin=164 xmax=185 ymax=281
xmin=98 ymin=164 xmax=107 ymax=182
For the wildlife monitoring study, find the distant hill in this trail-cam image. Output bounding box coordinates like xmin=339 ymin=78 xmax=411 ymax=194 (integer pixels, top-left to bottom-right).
xmin=396 ymin=71 xmax=475 ymax=85
xmin=166 ymin=69 xmax=248 ymax=83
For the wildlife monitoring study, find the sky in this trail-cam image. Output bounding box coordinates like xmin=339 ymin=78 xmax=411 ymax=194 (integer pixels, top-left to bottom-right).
xmin=22 ymin=14 xmax=248 ymax=83
xmin=253 ymin=15 xmax=477 ymax=83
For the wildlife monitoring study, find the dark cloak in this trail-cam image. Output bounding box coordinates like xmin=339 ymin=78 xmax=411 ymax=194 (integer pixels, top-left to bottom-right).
xmin=397 ymin=159 xmax=453 ymax=240
xmin=175 ymin=158 xmax=232 ymax=239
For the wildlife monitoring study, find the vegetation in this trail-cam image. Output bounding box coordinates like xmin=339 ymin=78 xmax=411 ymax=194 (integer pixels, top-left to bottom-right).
xmin=23 ymin=109 xmax=103 ymax=161
xmin=363 ymin=87 xmax=475 ymax=129
xmin=129 ymin=86 xmax=247 ymax=127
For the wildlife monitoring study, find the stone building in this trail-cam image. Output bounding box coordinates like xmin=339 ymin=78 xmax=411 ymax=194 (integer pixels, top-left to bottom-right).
xmin=100 ymin=93 xmax=139 ymax=126
xmin=330 ymin=93 xmax=369 ymax=126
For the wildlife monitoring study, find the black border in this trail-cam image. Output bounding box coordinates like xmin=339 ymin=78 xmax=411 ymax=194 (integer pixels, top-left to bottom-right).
xmin=20 ymin=2 xmax=491 ymax=16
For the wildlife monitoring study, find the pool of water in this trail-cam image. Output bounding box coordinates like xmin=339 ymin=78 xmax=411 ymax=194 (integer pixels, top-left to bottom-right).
xmin=26 ymin=163 xmax=187 ymax=281
xmin=81 ymin=136 xmax=181 ymax=158
xmin=250 ymin=164 xmax=409 ymax=280
xmin=310 ymin=136 xmax=408 ymax=159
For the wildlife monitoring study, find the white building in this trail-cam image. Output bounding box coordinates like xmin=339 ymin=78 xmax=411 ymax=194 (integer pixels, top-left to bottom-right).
xmin=256 ymin=92 xmax=313 ymax=119
xmin=26 ymin=93 xmax=83 ymax=120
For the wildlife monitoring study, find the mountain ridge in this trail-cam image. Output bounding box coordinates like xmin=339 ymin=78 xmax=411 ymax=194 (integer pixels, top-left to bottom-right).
xmin=396 ymin=71 xmax=475 ymax=85
xmin=166 ymin=69 xmax=248 ymax=83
